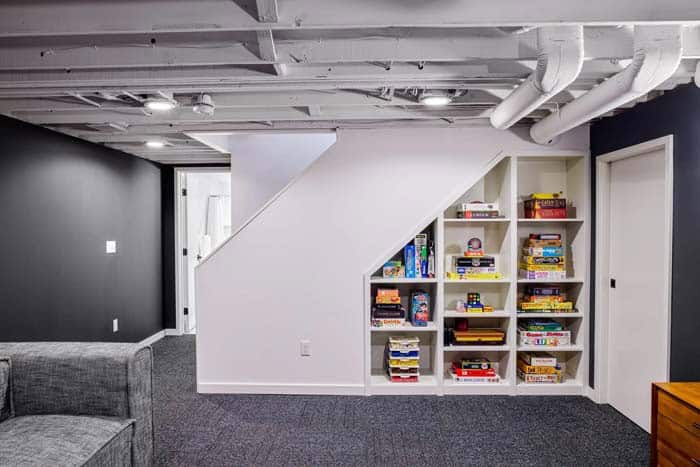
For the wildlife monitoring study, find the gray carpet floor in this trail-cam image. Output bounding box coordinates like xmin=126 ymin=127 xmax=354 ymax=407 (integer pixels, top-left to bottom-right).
xmin=152 ymin=336 xmax=648 ymax=466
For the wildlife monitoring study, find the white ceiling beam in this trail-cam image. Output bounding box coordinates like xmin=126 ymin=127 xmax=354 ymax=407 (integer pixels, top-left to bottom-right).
xmin=256 ymin=30 xmax=287 ymax=75
xmin=256 ymin=0 xmax=279 ymax=23
xmin=0 ymin=0 xmax=698 ymax=38
xmin=16 ymin=105 xmax=495 ymax=125
xmin=0 ymin=90 xmax=511 ymax=113
xmin=3 ymin=27 xmax=700 ymax=72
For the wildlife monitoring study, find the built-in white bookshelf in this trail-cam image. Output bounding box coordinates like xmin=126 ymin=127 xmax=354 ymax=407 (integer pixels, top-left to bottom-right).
xmin=364 ymin=154 xmax=589 ymax=396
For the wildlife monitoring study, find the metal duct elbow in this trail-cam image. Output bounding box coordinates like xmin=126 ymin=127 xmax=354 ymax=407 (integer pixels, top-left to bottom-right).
xmin=490 ymin=26 xmax=584 ymax=130
xmin=531 ymin=26 xmax=683 ymax=145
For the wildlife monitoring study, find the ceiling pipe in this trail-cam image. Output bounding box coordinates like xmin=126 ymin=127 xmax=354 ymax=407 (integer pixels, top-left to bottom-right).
xmin=490 ymin=26 xmax=583 ymax=130
xmin=531 ymin=26 xmax=683 ymax=144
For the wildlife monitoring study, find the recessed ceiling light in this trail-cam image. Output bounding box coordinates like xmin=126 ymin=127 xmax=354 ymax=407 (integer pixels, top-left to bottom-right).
xmin=144 ymin=99 xmax=176 ymax=112
xmin=192 ymin=94 xmax=215 ymax=116
xmin=145 ymin=140 xmax=165 ymax=149
xmin=420 ymin=94 xmax=453 ymax=106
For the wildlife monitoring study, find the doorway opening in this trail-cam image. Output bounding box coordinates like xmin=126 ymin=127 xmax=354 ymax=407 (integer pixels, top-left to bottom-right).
xmin=175 ymin=168 xmax=231 ymax=335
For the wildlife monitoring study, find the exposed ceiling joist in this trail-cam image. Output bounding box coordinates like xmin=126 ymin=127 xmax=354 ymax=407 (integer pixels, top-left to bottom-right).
xmin=14 ymin=105 xmax=496 ymax=126
xmin=1 ymin=0 xmax=699 ymax=39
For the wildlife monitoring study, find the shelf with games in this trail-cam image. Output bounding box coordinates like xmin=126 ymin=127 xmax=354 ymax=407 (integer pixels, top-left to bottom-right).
xmin=364 ymin=153 xmax=589 ymax=396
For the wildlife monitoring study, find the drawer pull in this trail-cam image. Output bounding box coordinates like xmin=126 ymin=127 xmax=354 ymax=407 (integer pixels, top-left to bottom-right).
xmin=692 ymin=458 xmax=700 ymax=466
xmin=694 ymin=422 xmax=700 ymax=430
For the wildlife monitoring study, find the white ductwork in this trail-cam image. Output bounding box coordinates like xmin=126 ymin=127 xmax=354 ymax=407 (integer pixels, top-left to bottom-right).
xmin=531 ymin=26 xmax=683 ymax=145
xmin=490 ymin=26 xmax=584 ymax=130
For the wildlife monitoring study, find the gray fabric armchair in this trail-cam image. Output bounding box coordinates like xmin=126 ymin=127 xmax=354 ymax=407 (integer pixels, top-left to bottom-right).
xmin=0 ymin=342 xmax=153 ymax=467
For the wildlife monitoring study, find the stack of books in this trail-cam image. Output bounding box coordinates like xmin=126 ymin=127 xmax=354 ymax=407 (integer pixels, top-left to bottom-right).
xmin=517 ymin=318 xmax=571 ymax=347
xmin=518 ymin=285 xmax=575 ymax=313
xmin=386 ymin=336 xmax=420 ymax=382
xmin=519 ymin=233 xmax=567 ymax=280
xmin=523 ymin=192 xmax=567 ymax=219
xmin=456 ymin=202 xmax=503 ymax=219
xmin=517 ymin=352 xmax=563 ymax=384
xmin=371 ymin=288 xmax=406 ymax=328
xmin=450 ymin=358 xmax=500 ymax=384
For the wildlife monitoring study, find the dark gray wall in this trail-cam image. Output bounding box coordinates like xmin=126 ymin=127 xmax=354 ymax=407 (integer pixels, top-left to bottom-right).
xmin=0 ymin=116 xmax=163 ymax=342
xmin=591 ymin=83 xmax=700 ymax=382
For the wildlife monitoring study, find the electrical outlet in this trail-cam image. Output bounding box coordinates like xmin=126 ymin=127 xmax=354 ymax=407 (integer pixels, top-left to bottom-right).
xmin=113 ymin=319 xmax=119 ymax=333
xmin=300 ymin=340 xmax=311 ymax=357
xmin=106 ymin=240 xmax=117 ymax=254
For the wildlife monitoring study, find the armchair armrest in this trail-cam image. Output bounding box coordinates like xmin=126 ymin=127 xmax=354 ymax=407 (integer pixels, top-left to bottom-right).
xmin=0 ymin=342 xmax=153 ymax=467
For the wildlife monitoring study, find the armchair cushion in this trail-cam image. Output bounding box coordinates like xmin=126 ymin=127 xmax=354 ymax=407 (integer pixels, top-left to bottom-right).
xmin=0 ymin=415 xmax=134 ymax=467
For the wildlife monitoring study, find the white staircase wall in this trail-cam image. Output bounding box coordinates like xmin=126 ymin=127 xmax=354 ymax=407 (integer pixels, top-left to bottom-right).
xmin=228 ymin=132 xmax=337 ymax=231
xmin=196 ymin=126 xmax=588 ymax=394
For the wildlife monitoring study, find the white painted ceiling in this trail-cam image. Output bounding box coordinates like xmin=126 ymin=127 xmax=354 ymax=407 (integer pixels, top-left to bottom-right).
xmin=0 ymin=0 xmax=699 ymax=164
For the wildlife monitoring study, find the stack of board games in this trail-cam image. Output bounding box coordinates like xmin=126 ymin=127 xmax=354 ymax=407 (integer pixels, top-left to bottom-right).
xmin=450 ymin=328 xmax=506 ymax=346
xmin=445 ymin=237 xmax=502 ymax=280
xmin=372 ymin=288 xmax=406 ymax=328
xmin=518 ymin=318 xmax=571 ymax=347
xmin=402 ymin=233 xmax=436 ymax=279
xmin=450 ymin=358 xmax=500 ymax=384
xmin=517 ymin=352 xmax=563 ymax=383
xmin=519 ymin=233 xmax=567 ymax=280
xmin=523 ymin=192 xmax=567 ymax=219
xmin=455 ymin=201 xmax=503 ymax=219
xmin=385 ymin=336 xmax=420 ymax=382
xmin=518 ymin=285 xmax=575 ymax=313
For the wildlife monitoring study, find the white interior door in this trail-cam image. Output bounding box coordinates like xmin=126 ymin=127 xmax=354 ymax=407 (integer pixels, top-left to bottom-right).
xmin=607 ymin=147 xmax=670 ymax=432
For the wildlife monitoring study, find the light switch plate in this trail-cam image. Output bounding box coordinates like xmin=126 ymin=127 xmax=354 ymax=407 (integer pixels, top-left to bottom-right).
xmin=300 ymin=340 xmax=312 ymax=357
xmin=112 ymin=318 xmax=119 ymax=333
xmin=106 ymin=240 xmax=117 ymax=254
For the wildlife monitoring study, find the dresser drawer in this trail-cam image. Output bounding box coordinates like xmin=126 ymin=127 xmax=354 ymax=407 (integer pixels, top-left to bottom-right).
xmin=659 ymin=391 xmax=700 ymax=438
xmin=657 ymin=439 xmax=698 ymax=467
xmin=658 ymin=414 xmax=700 ymax=461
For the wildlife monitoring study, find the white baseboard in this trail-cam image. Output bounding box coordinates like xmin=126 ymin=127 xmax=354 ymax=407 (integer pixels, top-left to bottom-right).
xmin=198 ymin=382 xmax=365 ymax=396
xmin=138 ymin=330 xmax=165 ymax=347
xmin=164 ymin=328 xmax=181 ymax=336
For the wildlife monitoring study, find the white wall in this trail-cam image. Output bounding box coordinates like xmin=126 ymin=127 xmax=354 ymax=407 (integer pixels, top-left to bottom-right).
xmin=228 ymin=132 xmax=336 ymax=230
xmin=196 ymin=125 xmax=589 ymax=394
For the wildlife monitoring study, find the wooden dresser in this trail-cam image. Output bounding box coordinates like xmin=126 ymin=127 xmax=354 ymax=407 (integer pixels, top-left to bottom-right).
xmin=651 ymin=382 xmax=700 ymax=466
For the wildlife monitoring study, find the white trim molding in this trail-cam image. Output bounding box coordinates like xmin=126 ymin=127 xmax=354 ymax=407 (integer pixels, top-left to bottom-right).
xmin=138 ymin=330 xmax=166 ymax=347
xmin=198 ymin=382 xmax=365 ymax=396
xmin=592 ymin=134 xmax=674 ymax=404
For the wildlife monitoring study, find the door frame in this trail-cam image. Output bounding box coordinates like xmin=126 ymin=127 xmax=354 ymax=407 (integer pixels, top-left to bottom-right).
xmin=174 ymin=167 xmax=231 ymax=335
xmin=593 ymin=135 xmax=674 ymax=404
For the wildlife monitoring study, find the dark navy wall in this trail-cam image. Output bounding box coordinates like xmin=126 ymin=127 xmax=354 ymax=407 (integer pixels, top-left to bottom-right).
xmin=591 ymin=83 xmax=700 ymax=382
xmin=0 ymin=116 xmax=163 ymax=342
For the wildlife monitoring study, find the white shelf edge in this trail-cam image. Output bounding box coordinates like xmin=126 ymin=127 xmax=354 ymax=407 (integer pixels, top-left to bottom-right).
xmin=517 ymin=218 xmax=584 ymax=223
xmin=444 ymin=278 xmax=511 ymax=284
xmin=516 ymin=312 xmax=583 ymax=318
xmin=444 ymin=218 xmax=510 ymax=223
xmin=516 ymin=345 xmax=584 ymax=352
xmin=370 ymin=277 xmax=438 ymax=284
xmin=444 ymin=345 xmax=510 ymax=352
xmin=517 ymin=278 xmax=584 ymax=284
xmin=444 ymin=310 xmax=511 ymax=318
xmin=370 ymin=323 xmax=437 ymax=332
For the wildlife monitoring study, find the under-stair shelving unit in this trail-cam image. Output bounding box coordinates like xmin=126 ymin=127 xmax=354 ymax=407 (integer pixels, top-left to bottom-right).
xmin=364 ymin=154 xmax=590 ymax=396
